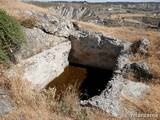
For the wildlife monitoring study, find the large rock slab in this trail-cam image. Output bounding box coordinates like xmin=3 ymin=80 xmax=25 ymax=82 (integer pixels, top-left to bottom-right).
xmin=9 ymin=41 xmax=71 ymax=90
xmin=69 ymin=30 xmax=132 ymax=69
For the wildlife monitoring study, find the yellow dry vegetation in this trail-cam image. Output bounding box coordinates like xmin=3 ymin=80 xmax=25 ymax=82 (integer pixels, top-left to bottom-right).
xmin=111 ymin=13 xmax=146 ymax=19
xmin=73 ymin=20 xmax=160 ymax=42
xmin=0 ymin=0 xmax=52 ymax=17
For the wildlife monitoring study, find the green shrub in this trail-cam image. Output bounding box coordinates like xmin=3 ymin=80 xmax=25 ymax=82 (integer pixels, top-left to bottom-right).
xmin=0 ymin=9 xmax=25 ymax=64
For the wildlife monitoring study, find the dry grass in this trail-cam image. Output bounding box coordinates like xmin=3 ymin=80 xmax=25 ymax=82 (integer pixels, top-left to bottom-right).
xmin=111 ymin=13 xmax=146 ymax=19
xmin=0 ymin=65 xmax=72 ymax=120
xmin=16 ymin=15 xmax=38 ymax=28
xmin=73 ymin=20 xmax=160 ymax=42
xmin=0 ymin=66 xmax=118 ymax=120
xmin=0 ymin=0 xmax=54 ymax=18
xmin=1 ymin=63 xmax=160 ymax=120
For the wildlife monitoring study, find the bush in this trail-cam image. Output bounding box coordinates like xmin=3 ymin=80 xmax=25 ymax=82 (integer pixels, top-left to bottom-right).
xmin=0 ymin=9 xmax=25 ymax=64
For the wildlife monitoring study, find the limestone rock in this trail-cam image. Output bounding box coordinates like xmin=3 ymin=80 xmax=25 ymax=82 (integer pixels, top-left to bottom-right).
xmin=130 ymin=60 xmax=153 ymax=79
xmin=35 ymin=12 xmax=74 ymax=37
xmin=69 ymin=30 xmax=132 ymax=69
xmin=0 ymin=99 xmax=12 ymax=115
xmin=122 ymin=80 xmax=149 ymax=100
xmin=14 ymin=27 xmax=69 ymax=62
xmin=79 ymin=33 xmax=149 ymax=116
xmin=139 ymin=38 xmax=150 ymax=48
xmin=7 ymin=11 xmax=73 ymax=90
xmin=10 ymin=41 xmax=71 ymax=90
xmin=49 ymin=6 xmax=95 ymax=20
xmin=131 ymin=38 xmax=150 ymax=56
xmin=81 ymin=74 xmax=149 ymax=116
xmin=138 ymin=38 xmax=150 ymax=55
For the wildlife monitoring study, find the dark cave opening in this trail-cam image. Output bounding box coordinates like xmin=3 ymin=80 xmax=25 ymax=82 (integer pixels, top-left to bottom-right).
xmin=46 ymin=63 xmax=113 ymax=100
xmin=69 ymin=63 xmax=113 ymax=100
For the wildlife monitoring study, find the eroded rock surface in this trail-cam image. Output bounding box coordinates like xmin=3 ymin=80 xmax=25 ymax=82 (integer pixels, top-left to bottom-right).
xmin=69 ymin=30 xmax=132 ymax=69
xmin=7 ymin=11 xmax=73 ymax=90
xmin=49 ymin=5 xmax=95 ymax=20
xmin=79 ymin=35 xmax=150 ymax=116
xmin=11 ymin=41 xmax=71 ymax=89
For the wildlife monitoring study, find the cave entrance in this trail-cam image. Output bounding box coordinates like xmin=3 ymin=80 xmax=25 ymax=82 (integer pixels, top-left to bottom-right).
xmin=78 ymin=64 xmax=113 ymax=100
xmin=46 ymin=63 xmax=113 ymax=100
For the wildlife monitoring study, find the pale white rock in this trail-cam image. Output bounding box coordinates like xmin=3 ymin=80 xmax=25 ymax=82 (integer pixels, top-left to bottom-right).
xmin=9 ymin=41 xmax=71 ymax=90
xmin=14 ymin=27 xmax=69 ymax=62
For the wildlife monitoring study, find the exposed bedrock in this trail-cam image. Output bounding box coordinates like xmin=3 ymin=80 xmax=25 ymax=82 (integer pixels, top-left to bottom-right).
xmin=7 ymin=11 xmax=74 ymax=90
xmin=69 ymin=30 xmax=131 ymax=69
xmin=49 ymin=5 xmax=95 ymax=20
xmin=68 ymin=29 xmax=150 ymax=116
xmin=5 ymin=10 xmax=152 ymax=117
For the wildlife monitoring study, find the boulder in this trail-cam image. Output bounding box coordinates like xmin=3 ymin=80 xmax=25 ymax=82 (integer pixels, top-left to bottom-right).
xmin=131 ymin=38 xmax=150 ymax=56
xmin=138 ymin=38 xmax=150 ymax=55
xmin=130 ymin=60 xmax=153 ymax=79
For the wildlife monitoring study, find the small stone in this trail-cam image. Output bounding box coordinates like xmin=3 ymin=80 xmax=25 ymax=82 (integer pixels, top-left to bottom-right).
xmin=139 ymin=38 xmax=150 ymax=48
xmin=131 ymin=60 xmax=153 ymax=79
xmin=0 ymin=99 xmax=12 ymax=115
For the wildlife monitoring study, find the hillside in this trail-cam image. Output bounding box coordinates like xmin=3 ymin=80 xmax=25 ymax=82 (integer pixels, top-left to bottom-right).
xmin=0 ymin=0 xmax=160 ymax=120
xmin=28 ymin=1 xmax=160 ymax=29
xmin=0 ymin=0 xmax=50 ymax=16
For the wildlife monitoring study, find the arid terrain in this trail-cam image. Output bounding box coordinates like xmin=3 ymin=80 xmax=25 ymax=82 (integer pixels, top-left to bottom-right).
xmin=0 ymin=0 xmax=160 ymax=120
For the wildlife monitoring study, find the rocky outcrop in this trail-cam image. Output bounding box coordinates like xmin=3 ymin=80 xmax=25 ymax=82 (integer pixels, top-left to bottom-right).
xmin=75 ymin=29 xmax=151 ymax=116
xmin=12 ymin=41 xmax=71 ymax=89
xmin=81 ymin=76 xmax=149 ymax=116
xmin=69 ymin=30 xmax=131 ymax=69
xmin=7 ymin=11 xmax=74 ymax=90
xmin=49 ymin=5 xmax=95 ymax=20
xmin=5 ymin=9 xmax=152 ymax=117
